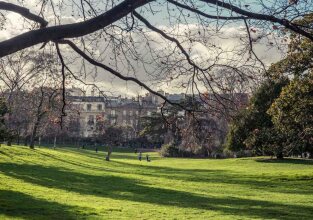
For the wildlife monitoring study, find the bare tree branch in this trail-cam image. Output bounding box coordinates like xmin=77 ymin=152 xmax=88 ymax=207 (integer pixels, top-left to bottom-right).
xmin=0 ymin=0 xmax=151 ymax=57
xmin=167 ymin=0 xmax=246 ymax=20
xmin=0 ymin=1 xmax=48 ymax=28
xmin=57 ymin=39 xmax=195 ymax=112
xmin=0 ymin=0 xmax=313 ymax=59
xmin=55 ymin=43 xmax=67 ymax=127
xmin=200 ymin=0 xmax=313 ymax=40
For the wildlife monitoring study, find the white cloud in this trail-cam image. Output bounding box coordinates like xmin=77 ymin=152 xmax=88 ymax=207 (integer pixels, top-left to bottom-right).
xmin=0 ymin=2 xmax=287 ymax=96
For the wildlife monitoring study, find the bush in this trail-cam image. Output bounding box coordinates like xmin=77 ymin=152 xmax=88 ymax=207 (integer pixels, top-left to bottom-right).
xmin=235 ymin=150 xmax=254 ymax=158
xmin=160 ymin=144 xmax=196 ymax=157
xmin=223 ymin=148 xmax=236 ymax=158
xmin=160 ymin=144 xmax=180 ymax=157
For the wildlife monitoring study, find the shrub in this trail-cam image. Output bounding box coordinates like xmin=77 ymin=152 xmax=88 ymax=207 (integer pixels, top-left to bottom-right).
xmin=235 ymin=150 xmax=254 ymax=158
xmin=160 ymin=144 xmax=196 ymax=157
xmin=223 ymin=148 xmax=236 ymax=158
xmin=160 ymin=144 xmax=180 ymax=157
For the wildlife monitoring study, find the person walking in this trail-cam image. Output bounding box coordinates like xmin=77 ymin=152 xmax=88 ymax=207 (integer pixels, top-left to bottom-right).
xmin=138 ymin=151 xmax=142 ymax=161
xmin=146 ymin=154 xmax=151 ymax=162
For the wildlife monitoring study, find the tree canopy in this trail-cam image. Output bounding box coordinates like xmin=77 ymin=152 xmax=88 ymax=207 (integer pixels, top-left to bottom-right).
xmin=225 ymin=78 xmax=288 ymax=155
xmin=268 ymin=73 xmax=313 ymax=157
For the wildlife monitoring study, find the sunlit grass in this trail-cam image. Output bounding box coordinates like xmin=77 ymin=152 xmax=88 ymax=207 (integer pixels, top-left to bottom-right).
xmin=0 ymin=145 xmax=313 ymax=219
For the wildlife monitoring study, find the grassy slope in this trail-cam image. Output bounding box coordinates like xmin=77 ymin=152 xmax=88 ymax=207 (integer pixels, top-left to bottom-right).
xmin=0 ymin=145 xmax=313 ymax=220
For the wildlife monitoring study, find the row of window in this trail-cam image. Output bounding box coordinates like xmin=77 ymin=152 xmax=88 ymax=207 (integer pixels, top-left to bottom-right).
xmin=85 ymin=104 xmax=152 ymax=116
xmin=110 ymin=119 xmax=138 ymax=126
xmin=116 ymin=110 xmax=151 ymax=116
xmin=122 ymin=119 xmax=138 ymax=126
xmin=123 ymin=110 xmax=136 ymax=116
xmin=87 ymin=115 xmax=138 ymax=125
xmin=86 ymin=104 xmax=103 ymax=111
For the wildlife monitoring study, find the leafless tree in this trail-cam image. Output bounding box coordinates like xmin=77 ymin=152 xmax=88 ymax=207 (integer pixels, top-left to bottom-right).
xmin=0 ymin=0 xmax=312 ymax=117
xmin=28 ymin=87 xmax=64 ymax=148
xmin=0 ymin=49 xmax=61 ymax=145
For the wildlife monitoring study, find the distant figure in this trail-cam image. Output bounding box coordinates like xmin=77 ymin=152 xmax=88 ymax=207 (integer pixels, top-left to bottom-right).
xmin=95 ymin=147 xmax=98 ymax=153
xmin=134 ymin=148 xmax=137 ymax=154
xmin=138 ymin=151 xmax=142 ymax=161
xmin=146 ymin=154 xmax=151 ymax=162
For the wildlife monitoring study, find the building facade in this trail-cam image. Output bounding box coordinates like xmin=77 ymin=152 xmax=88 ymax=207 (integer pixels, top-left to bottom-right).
xmin=67 ymin=88 xmax=249 ymax=139
xmin=68 ymin=89 xmax=161 ymax=138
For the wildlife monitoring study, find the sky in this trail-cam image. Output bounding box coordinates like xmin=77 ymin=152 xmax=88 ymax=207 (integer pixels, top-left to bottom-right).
xmin=0 ymin=0 xmax=288 ymax=97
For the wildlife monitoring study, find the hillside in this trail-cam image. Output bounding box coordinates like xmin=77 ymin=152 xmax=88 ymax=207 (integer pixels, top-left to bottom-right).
xmin=1 ymin=145 xmax=313 ymax=219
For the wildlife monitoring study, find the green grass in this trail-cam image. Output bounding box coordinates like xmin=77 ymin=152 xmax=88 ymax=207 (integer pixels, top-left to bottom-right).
xmin=1 ymin=145 xmax=313 ymax=220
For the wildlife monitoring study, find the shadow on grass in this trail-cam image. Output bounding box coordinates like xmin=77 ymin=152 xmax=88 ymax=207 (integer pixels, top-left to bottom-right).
xmin=0 ymin=150 xmax=13 ymax=158
xmin=36 ymin=149 xmax=158 ymax=174
xmin=1 ymin=163 xmax=313 ymax=219
xmin=37 ymin=150 xmax=116 ymax=173
xmin=256 ymin=158 xmax=313 ymax=165
xmin=0 ymin=189 xmax=84 ymax=220
xmin=61 ymin=147 xmax=160 ymax=161
xmin=111 ymin=160 xmax=313 ymax=195
xmin=30 ymin=149 xmax=313 ymax=196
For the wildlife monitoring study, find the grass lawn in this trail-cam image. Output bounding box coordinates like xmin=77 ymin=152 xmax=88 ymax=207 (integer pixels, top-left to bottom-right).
xmin=0 ymin=145 xmax=313 ymax=219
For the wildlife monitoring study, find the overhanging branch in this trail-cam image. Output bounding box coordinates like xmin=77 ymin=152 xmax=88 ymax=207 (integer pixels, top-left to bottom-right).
xmin=200 ymin=0 xmax=313 ymax=41
xmin=0 ymin=0 xmax=312 ymax=59
xmin=57 ymin=39 xmax=194 ymax=112
xmin=0 ymin=1 xmax=48 ymax=28
xmin=167 ymin=0 xmax=246 ymax=20
xmin=0 ymin=0 xmax=151 ymax=58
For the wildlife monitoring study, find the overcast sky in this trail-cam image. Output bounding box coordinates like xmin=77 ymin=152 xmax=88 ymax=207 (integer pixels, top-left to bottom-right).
xmin=0 ymin=0 xmax=287 ymax=97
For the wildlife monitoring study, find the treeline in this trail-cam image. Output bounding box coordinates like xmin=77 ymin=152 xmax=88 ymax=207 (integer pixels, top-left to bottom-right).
xmin=0 ymin=88 xmax=79 ymax=148
xmin=225 ymin=75 xmax=313 ymax=159
xmin=226 ymin=16 xmax=313 ymax=159
xmin=161 ymin=15 xmax=313 ymax=159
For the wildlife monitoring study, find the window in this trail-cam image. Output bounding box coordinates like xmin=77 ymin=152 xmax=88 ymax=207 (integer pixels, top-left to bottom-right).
xmin=97 ymin=104 xmax=102 ymax=111
xmin=147 ymin=111 xmax=151 ymax=116
xmin=123 ymin=110 xmax=126 ymax=116
xmin=129 ymin=111 xmax=133 ymax=116
xmin=88 ymin=115 xmax=94 ymax=125
xmin=136 ymin=111 xmax=139 ymax=115
xmin=87 ymin=104 xmax=92 ymax=111
xmin=130 ymin=119 xmax=133 ymax=125
xmin=111 ymin=119 xmax=116 ymax=125
xmin=111 ymin=110 xmax=116 ymax=116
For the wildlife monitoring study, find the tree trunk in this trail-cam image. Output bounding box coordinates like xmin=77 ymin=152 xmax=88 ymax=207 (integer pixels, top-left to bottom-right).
xmin=17 ymin=133 xmax=20 ymax=145
xmin=276 ymin=152 xmax=284 ymax=159
xmin=53 ymin=136 xmax=56 ymax=149
xmin=106 ymin=146 xmax=112 ymax=161
xmin=308 ymin=151 xmax=313 ymax=159
xmin=29 ymin=122 xmax=39 ymax=149
xmin=24 ymin=136 xmax=28 ymax=146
